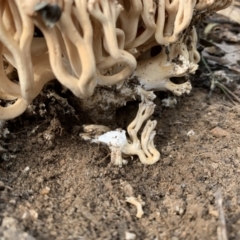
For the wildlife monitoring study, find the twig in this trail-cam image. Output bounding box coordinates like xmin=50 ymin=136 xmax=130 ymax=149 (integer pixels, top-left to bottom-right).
xmin=201 ymin=56 xmax=215 ymax=98
xmin=215 ymin=189 xmax=228 ymax=240
xmin=201 ymin=56 xmax=240 ymax=104
xmin=96 ymin=153 xmax=110 ymax=165
xmin=216 ymin=82 xmax=240 ymax=104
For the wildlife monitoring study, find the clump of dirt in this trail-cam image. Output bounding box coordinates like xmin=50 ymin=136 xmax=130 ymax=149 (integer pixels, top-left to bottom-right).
xmin=1 ymin=85 xmax=240 ymax=240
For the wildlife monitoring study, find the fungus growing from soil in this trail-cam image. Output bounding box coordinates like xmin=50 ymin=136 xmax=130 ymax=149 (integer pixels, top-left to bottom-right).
xmin=0 ymin=0 xmax=233 ymax=165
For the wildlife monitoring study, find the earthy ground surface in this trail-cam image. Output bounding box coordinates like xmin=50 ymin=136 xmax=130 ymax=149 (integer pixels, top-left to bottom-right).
xmin=1 ymin=80 xmax=240 ymax=240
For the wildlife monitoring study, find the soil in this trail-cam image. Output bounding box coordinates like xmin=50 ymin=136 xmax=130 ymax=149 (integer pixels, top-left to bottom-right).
xmin=1 ymin=83 xmax=240 ymax=240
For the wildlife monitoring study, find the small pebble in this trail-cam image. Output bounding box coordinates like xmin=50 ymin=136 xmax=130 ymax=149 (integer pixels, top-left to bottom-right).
xmin=28 ymin=209 xmax=38 ymax=220
xmin=125 ymin=232 xmax=136 ymax=240
xmin=40 ymin=186 xmax=50 ymax=195
xmin=211 ymin=163 xmax=218 ymax=169
xmin=0 ymin=181 xmax=5 ymax=191
xmin=210 ymin=127 xmax=230 ymax=138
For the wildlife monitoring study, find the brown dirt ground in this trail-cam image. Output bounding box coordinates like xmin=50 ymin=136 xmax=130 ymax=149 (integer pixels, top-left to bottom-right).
xmin=1 ymin=84 xmax=240 ymax=240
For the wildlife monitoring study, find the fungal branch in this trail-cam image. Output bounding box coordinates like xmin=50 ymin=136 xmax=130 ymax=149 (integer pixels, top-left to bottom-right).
xmin=0 ymin=0 xmax=233 ymax=164
xmin=89 ymin=0 xmax=137 ymax=86
xmin=0 ymin=0 xmax=53 ymax=119
xmin=155 ymin=0 xmax=196 ymax=45
xmin=92 ymin=89 xmax=160 ymax=166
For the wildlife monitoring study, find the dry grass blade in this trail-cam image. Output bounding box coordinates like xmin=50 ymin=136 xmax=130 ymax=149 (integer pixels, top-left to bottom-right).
xmin=215 ymin=189 xmax=228 ymax=240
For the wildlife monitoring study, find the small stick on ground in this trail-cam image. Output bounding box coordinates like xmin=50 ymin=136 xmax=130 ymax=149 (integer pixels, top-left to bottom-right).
xmin=215 ymin=189 xmax=228 ymax=240
xmin=201 ymin=56 xmax=240 ymax=105
xmin=216 ymin=82 xmax=240 ymax=104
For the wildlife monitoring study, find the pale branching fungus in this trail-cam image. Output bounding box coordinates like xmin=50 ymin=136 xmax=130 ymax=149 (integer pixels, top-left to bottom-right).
xmin=0 ymin=0 xmax=232 ymax=165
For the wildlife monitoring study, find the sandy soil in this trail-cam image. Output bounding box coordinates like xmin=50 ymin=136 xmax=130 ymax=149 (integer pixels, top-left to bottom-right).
xmin=1 ymin=85 xmax=240 ymax=240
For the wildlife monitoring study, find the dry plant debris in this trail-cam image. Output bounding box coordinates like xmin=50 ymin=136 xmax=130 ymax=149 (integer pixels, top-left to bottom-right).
xmin=200 ymin=0 xmax=240 ymax=104
xmin=215 ymin=189 xmax=228 ymax=240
